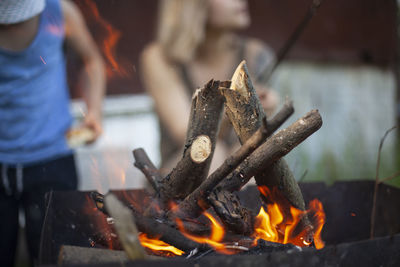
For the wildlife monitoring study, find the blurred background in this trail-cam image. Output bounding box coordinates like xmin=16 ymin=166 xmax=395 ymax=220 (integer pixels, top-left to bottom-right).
xmin=66 ymin=0 xmax=399 ymax=192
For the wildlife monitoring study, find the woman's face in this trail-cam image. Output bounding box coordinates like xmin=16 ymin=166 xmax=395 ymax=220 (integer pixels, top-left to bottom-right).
xmin=207 ymin=0 xmax=250 ymax=30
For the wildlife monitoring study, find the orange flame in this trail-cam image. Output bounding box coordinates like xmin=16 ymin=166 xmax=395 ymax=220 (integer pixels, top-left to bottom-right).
xmin=138 ymin=234 xmax=184 ymax=256
xmin=308 ymin=199 xmax=326 ymax=249
xmin=176 ymin=211 xmax=235 ymax=254
xmin=253 ymin=206 xmax=281 ymax=243
xmin=81 ymin=0 xmax=127 ymax=78
xmin=139 ymin=187 xmax=326 ymax=256
xmin=253 ymin=186 xmax=326 ymax=249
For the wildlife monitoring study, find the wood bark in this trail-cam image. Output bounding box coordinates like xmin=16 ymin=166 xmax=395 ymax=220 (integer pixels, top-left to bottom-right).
xmin=133 ymin=148 xmax=163 ymax=194
xmin=131 ymin=210 xmax=207 ymax=253
xmin=208 ymin=189 xmax=255 ymax=235
xmin=218 ymin=98 xmax=294 ymax=192
xmin=174 ymin=118 xmax=269 ymax=219
xmin=159 ymin=79 xmax=225 ymax=202
xmin=58 ymin=245 xmax=128 ymax=265
xmin=104 ymin=194 xmax=205 ymax=253
xmin=221 ymin=110 xmax=322 ymax=196
xmin=208 ymin=110 xmax=321 ymax=235
xmin=222 ymin=61 xmax=307 ymax=211
xmin=222 ymin=61 xmax=265 ymax=143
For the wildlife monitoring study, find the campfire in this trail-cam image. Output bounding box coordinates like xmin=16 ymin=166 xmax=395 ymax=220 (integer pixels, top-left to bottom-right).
xmin=47 ymin=61 xmax=328 ymax=262
xmin=95 ymin=60 xmax=325 ymax=258
xmin=36 ymin=2 xmax=400 ymax=265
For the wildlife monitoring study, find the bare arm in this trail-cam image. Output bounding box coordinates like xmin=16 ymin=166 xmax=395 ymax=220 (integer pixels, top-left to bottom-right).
xmin=62 ymin=0 xmax=106 ymax=141
xmin=140 ymin=43 xmax=190 ymax=147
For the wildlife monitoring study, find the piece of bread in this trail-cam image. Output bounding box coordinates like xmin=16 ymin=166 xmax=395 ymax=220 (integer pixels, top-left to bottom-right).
xmin=66 ymin=127 xmax=96 ymax=148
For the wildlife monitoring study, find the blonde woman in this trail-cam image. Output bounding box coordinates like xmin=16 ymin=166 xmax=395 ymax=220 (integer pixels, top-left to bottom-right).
xmin=141 ymin=0 xmax=278 ymax=172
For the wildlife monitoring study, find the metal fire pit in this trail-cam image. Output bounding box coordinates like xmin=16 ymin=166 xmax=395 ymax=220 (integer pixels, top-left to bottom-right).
xmin=39 ymin=181 xmax=400 ymax=266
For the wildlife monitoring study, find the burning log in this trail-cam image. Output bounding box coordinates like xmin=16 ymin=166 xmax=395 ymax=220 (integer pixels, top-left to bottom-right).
xmin=174 ymin=98 xmax=294 ymax=220
xmin=219 ymin=110 xmax=322 ymax=194
xmin=173 ymin=117 xmax=269 ymax=219
xmin=219 ymin=98 xmax=294 ymax=192
xmin=159 ymin=79 xmax=225 ymax=202
xmin=208 ymin=188 xmax=255 ymax=235
xmin=220 ymin=61 xmax=311 ymax=213
xmin=207 ymin=110 xmax=322 ymax=234
xmin=127 ymin=206 xmax=207 ymax=253
xmin=102 ymin=193 xmax=207 ymax=254
xmin=118 ymin=61 xmax=325 ymax=257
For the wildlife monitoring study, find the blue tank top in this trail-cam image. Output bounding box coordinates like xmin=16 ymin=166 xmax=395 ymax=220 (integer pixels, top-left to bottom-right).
xmin=0 ymin=0 xmax=72 ymax=165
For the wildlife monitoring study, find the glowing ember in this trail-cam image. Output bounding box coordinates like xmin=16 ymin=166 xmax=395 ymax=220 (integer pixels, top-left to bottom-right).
xmin=138 ymin=234 xmax=184 ymax=256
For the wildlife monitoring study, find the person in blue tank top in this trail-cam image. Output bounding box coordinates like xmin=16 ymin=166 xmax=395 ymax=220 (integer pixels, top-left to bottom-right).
xmin=0 ymin=0 xmax=105 ymax=266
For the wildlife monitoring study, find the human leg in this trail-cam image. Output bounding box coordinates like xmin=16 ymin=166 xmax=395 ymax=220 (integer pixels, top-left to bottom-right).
xmin=0 ymin=164 xmax=20 ymax=267
xmin=22 ymin=154 xmax=78 ymax=263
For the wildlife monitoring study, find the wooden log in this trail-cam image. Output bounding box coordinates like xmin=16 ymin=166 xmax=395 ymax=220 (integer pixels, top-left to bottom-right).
xmin=202 ymin=100 xmax=293 ymax=235
xmin=131 ymin=210 xmax=207 ymax=253
xmin=104 ymin=194 xmax=205 ymax=254
xmin=219 ymin=98 xmax=294 ymax=192
xmin=173 ymin=117 xmax=269 ymax=219
xmin=221 ymin=61 xmax=265 ymax=143
xmin=221 ymin=110 xmax=322 ymax=196
xmin=58 ymin=245 xmax=128 ymax=265
xmin=159 ymin=79 xmax=225 ymax=202
xmin=207 ymin=110 xmax=321 ymax=235
xmin=222 ymin=61 xmax=307 ymax=211
xmin=208 ymin=188 xmax=255 ymax=235
xmin=104 ymin=194 xmax=148 ymax=260
xmin=133 ymin=148 xmax=163 ymax=194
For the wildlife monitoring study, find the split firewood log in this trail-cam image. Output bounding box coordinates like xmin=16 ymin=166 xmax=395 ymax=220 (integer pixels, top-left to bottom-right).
xmin=171 ymin=118 xmax=269 ymax=229
xmin=175 ymin=100 xmax=294 ymax=220
xmin=209 ymin=61 xmax=319 ymax=238
xmin=158 ymin=79 xmax=225 ymax=203
xmin=221 ymin=61 xmax=309 ymax=211
xmin=208 ymin=110 xmax=322 ymax=234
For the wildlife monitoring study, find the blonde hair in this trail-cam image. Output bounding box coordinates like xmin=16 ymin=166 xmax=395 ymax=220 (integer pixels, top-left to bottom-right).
xmin=157 ymin=0 xmax=208 ymax=63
